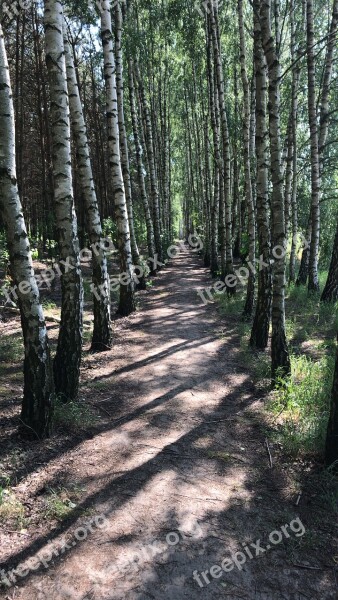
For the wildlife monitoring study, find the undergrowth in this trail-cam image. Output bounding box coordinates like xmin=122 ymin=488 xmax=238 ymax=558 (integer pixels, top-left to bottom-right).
xmin=54 ymin=397 xmax=98 ymax=431
xmin=216 ymin=270 xmax=337 ymax=459
xmin=269 ymin=354 xmax=334 ymax=456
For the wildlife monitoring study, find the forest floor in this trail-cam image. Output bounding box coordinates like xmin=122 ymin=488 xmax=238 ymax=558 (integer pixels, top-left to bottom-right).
xmin=0 ymin=246 xmax=337 ymax=600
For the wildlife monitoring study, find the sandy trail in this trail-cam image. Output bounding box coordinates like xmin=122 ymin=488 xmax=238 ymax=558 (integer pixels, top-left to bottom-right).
xmin=1 ymin=248 xmax=335 ymax=600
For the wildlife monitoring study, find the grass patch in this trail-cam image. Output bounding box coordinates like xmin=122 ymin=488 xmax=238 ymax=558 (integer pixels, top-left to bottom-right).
xmin=43 ymin=485 xmax=86 ymax=521
xmin=41 ymin=299 xmax=57 ymax=310
xmin=82 ymin=325 xmax=94 ymax=345
xmin=0 ymin=488 xmax=26 ymax=529
xmin=286 ymin=277 xmax=337 ymax=352
xmin=269 ymin=354 xmax=334 ymax=457
xmin=85 ymin=378 xmax=113 ymax=391
xmin=54 ymin=397 xmax=98 ymax=430
xmin=0 ymin=334 xmax=23 ymax=364
xmin=216 ymin=287 xmax=246 ymax=315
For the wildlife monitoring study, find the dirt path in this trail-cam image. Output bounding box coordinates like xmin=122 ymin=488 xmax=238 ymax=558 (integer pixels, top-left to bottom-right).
xmin=1 ymin=248 xmax=336 ymax=599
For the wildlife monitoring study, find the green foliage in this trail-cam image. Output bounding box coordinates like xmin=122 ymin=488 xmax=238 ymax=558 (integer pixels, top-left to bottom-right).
xmin=54 ymin=397 xmax=98 ymax=430
xmin=31 ymin=247 xmax=39 ymax=260
xmin=102 ymin=217 xmax=117 ymax=241
xmin=83 ymin=278 xmax=93 ymax=303
xmin=269 ymin=354 xmax=334 ymax=457
xmin=286 ymin=275 xmax=338 ymax=349
xmin=43 ymin=484 xmax=86 ymax=521
xmin=0 ymin=488 xmax=25 ymax=529
xmin=0 ymin=334 xmax=23 ymax=378
xmin=0 ymin=232 xmax=9 ymax=271
xmin=41 ymin=299 xmax=57 ymax=310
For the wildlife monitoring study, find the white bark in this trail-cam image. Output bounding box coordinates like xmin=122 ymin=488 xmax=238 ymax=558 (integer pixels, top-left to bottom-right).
xmin=128 ymin=56 xmax=156 ymax=270
xmin=260 ymin=0 xmax=291 ymax=378
xmin=0 ymin=23 xmax=54 ymax=437
xmin=306 ymin=0 xmax=321 ymax=292
xmin=115 ymin=2 xmax=143 ymax=283
xmin=134 ymin=59 xmax=163 ymax=264
xmin=210 ymin=0 xmax=234 ymax=284
xmin=250 ymin=0 xmax=272 ymax=349
xmin=63 ymin=23 xmax=112 ymax=350
xmin=238 ymin=0 xmax=256 ymax=316
xmin=44 ymin=0 xmax=83 ymax=400
xmin=100 ymin=0 xmax=135 ymax=315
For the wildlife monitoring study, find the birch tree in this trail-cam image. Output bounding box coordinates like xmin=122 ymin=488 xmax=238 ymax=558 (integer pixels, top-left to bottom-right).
xmin=63 ymin=23 xmax=112 ymax=352
xmin=260 ymin=0 xmax=291 ymax=378
xmin=250 ymin=2 xmax=271 ymax=349
xmin=44 ymin=0 xmax=83 ymax=400
xmin=325 ymin=333 xmax=338 ymax=466
xmin=298 ymin=0 xmax=338 ymax=289
xmin=321 ymin=219 xmax=338 ymax=302
xmin=100 ymin=0 xmax=136 ymax=315
xmin=115 ymin=2 xmax=146 ymax=289
xmin=210 ymin=0 xmax=234 ymax=288
xmin=238 ymin=0 xmax=256 ymax=316
xmin=0 ymin=22 xmax=54 ymax=437
xmin=306 ymin=0 xmax=321 ymax=292
xmin=287 ymin=0 xmax=300 ymax=283
xmin=206 ymin=13 xmax=219 ymax=277
xmin=134 ymin=59 xmax=164 ymax=265
xmin=128 ymin=56 xmax=156 ymax=272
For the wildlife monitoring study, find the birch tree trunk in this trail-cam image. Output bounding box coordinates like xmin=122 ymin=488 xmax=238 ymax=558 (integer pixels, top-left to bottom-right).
xmin=260 ymin=0 xmax=291 ymax=378
xmin=100 ymin=0 xmax=136 ymax=316
xmin=206 ymin=14 xmax=219 ymax=277
xmin=63 ymin=25 xmax=112 ymax=352
xmin=210 ymin=0 xmax=234 ymax=288
xmin=0 ymin=23 xmax=54 ymax=437
xmin=288 ymin=0 xmax=300 ymax=283
xmin=296 ymin=216 xmax=312 ymax=286
xmin=297 ymin=0 xmax=338 ymax=286
xmin=203 ymin=114 xmax=211 ymax=267
xmin=321 ymin=219 xmax=338 ymax=302
xmin=44 ymin=0 xmax=83 ymax=401
xmin=306 ymin=0 xmax=321 ymax=292
xmin=134 ymin=60 xmax=163 ymax=264
xmin=318 ymin=0 xmax=338 ymax=171
xmin=325 ymin=333 xmax=338 ymax=466
xmin=238 ymin=0 xmax=256 ymax=317
xmin=128 ymin=57 xmax=156 ymax=273
xmin=115 ymin=2 xmax=146 ymax=290
xmin=250 ymin=2 xmax=272 ymax=350
xmin=232 ymin=68 xmax=241 ymax=260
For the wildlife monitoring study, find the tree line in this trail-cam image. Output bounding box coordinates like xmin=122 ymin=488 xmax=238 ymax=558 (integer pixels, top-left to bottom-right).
xmin=0 ymin=0 xmax=337 ymax=465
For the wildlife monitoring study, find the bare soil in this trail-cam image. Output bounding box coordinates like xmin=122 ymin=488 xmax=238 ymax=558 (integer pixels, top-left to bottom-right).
xmin=0 ymin=247 xmax=337 ymax=600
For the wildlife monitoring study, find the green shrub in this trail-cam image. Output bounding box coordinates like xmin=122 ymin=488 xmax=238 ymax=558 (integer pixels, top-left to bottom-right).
xmin=269 ymin=354 xmax=334 ymax=457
